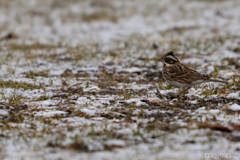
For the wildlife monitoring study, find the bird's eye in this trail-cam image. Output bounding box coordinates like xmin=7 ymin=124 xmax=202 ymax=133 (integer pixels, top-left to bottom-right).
xmin=165 ymin=58 xmax=175 ymax=64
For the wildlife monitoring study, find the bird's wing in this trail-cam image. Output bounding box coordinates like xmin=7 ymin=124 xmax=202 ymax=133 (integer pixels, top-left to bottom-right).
xmin=168 ymin=65 xmax=209 ymax=79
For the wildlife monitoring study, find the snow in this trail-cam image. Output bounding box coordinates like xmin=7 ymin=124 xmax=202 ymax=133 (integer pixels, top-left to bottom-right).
xmin=34 ymin=111 xmax=68 ymax=117
xmin=116 ymin=128 xmax=133 ymax=135
xmin=41 ymin=100 xmax=58 ymax=107
xmin=209 ymin=109 xmax=221 ymax=114
xmin=81 ymin=108 xmax=97 ymax=116
xmin=124 ymin=67 xmax=142 ymax=73
xmin=189 ymin=100 xmax=198 ymax=104
xmin=83 ymin=86 xmax=101 ymax=92
xmin=1 ymin=0 xmax=240 ymax=159
xmin=227 ymin=92 xmax=240 ymax=99
xmin=104 ymin=139 xmax=126 ymax=147
xmin=229 ymin=104 xmax=240 ymax=111
xmin=160 ymin=89 xmax=177 ymax=95
xmin=0 ymin=109 xmax=9 ymax=117
xmin=182 ymin=57 xmax=204 ymax=65
xmin=196 ymin=107 xmax=208 ymax=114
xmin=124 ymin=98 xmax=148 ymax=107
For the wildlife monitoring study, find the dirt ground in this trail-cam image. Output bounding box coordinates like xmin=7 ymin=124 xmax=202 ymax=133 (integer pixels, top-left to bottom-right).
xmin=1 ymin=0 xmax=240 ymax=159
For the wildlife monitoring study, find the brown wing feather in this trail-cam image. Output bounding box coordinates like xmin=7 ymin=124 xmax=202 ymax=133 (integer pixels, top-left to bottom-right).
xmin=164 ymin=64 xmax=227 ymax=84
xmin=166 ymin=64 xmax=209 ymax=80
xmin=178 ymin=65 xmax=209 ymax=79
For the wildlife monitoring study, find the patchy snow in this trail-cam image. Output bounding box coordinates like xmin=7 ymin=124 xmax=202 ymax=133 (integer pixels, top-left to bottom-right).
xmin=34 ymin=111 xmax=68 ymax=117
xmin=182 ymin=57 xmax=204 ymax=65
xmin=81 ymin=108 xmax=97 ymax=116
xmin=0 ymin=0 xmax=240 ymax=159
xmin=229 ymin=104 xmax=240 ymax=111
xmin=116 ymin=128 xmax=133 ymax=135
xmin=104 ymin=139 xmax=126 ymax=147
xmin=189 ymin=100 xmax=198 ymax=104
xmin=227 ymin=92 xmax=240 ymax=99
xmin=196 ymin=107 xmax=207 ymax=114
xmin=124 ymin=98 xmax=148 ymax=107
xmin=123 ymin=67 xmax=142 ymax=73
xmin=0 ymin=109 xmax=9 ymax=118
xmin=83 ymin=86 xmax=101 ymax=92
xmin=209 ymin=109 xmax=221 ymax=114
xmin=41 ymin=100 xmax=58 ymax=107
xmin=160 ymin=89 xmax=177 ymax=95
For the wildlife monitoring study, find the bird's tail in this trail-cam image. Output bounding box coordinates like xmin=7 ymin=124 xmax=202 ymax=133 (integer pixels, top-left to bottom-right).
xmin=209 ymin=79 xmax=228 ymax=84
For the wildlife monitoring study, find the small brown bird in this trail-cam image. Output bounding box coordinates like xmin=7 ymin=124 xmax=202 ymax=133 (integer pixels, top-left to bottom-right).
xmin=158 ymin=51 xmax=227 ymax=94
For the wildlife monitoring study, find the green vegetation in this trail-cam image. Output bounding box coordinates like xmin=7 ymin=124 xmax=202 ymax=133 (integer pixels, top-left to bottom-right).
xmin=0 ymin=80 xmax=42 ymax=90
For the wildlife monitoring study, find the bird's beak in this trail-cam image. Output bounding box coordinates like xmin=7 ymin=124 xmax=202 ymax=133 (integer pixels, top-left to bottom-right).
xmin=158 ymin=58 xmax=163 ymax=62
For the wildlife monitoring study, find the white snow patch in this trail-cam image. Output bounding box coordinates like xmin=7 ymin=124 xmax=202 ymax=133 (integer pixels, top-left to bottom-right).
xmin=34 ymin=111 xmax=67 ymax=117
xmin=104 ymin=139 xmax=126 ymax=147
xmin=227 ymin=92 xmax=239 ymax=99
xmin=189 ymin=100 xmax=198 ymax=104
xmin=116 ymin=128 xmax=132 ymax=135
xmin=81 ymin=108 xmax=96 ymax=116
xmin=124 ymin=98 xmax=148 ymax=107
xmin=124 ymin=67 xmax=142 ymax=73
xmin=41 ymin=100 xmax=58 ymax=107
xmin=229 ymin=104 xmax=240 ymax=111
xmin=0 ymin=109 xmax=9 ymax=117
xmin=196 ymin=107 xmax=207 ymax=114
xmin=160 ymin=89 xmax=177 ymax=95
xmin=83 ymin=86 xmax=101 ymax=92
xmin=209 ymin=109 xmax=220 ymax=114
xmin=182 ymin=57 xmax=204 ymax=64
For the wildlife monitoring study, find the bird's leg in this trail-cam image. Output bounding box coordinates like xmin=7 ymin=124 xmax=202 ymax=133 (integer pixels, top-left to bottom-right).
xmin=177 ymin=87 xmax=191 ymax=96
xmin=180 ymin=87 xmax=185 ymax=96
xmin=183 ymin=87 xmax=191 ymax=95
xmin=176 ymin=88 xmax=184 ymax=95
xmin=183 ymin=87 xmax=186 ymax=95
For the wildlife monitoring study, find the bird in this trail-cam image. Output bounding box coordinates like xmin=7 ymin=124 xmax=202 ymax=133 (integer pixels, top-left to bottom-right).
xmin=158 ymin=51 xmax=227 ymax=94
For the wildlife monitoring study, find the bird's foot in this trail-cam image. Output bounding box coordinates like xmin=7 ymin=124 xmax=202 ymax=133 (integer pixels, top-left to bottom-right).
xmin=176 ymin=87 xmax=191 ymax=96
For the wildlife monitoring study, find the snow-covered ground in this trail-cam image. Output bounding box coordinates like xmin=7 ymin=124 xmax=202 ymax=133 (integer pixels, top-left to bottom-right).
xmin=1 ymin=0 xmax=240 ymax=159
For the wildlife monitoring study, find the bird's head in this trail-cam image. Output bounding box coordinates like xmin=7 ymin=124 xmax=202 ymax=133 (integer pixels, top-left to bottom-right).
xmin=158 ymin=51 xmax=180 ymax=66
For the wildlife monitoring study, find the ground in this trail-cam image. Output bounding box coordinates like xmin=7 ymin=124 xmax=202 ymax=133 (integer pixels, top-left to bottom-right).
xmin=0 ymin=0 xmax=240 ymax=159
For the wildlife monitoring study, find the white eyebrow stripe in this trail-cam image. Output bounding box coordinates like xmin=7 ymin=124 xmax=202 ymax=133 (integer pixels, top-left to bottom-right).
xmin=166 ymin=55 xmax=179 ymax=61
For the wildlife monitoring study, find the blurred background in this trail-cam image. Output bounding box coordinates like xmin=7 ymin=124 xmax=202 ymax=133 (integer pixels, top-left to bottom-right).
xmin=1 ymin=0 xmax=239 ymax=54
xmin=0 ymin=0 xmax=239 ymax=81
xmin=1 ymin=1 xmax=240 ymax=160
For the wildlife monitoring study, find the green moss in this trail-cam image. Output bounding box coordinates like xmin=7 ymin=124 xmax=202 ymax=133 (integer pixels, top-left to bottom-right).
xmin=0 ymin=80 xmax=42 ymax=90
xmin=37 ymin=95 xmax=49 ymax=101
xmin=9 ymin=43 xmax=58 ymax=51
xmin=82 ymin=11 xmax=118 ymax=22
xmin=26 ymin=71 xmax=49 ymax=78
